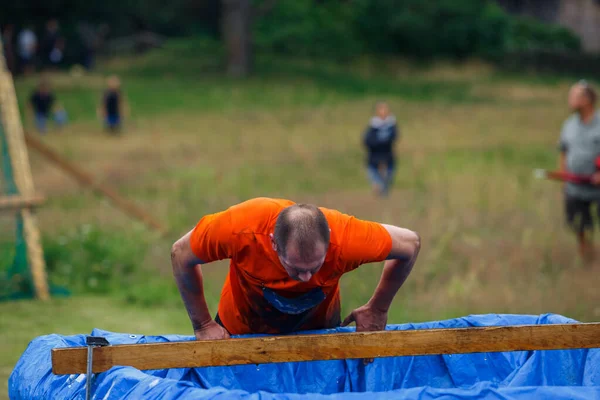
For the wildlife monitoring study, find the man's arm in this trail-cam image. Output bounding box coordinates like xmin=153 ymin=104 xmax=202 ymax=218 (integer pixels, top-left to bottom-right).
xmin=559 ymin=151 xmax=569 ymax=189
xmin=366 ymin=225 xmax=420 ymax=313
xmin=391 ymin=124 xmax=399 ymax=143
xmin=341 ymin=223 xmax=419 ymax=364
xmin=171 ymin=230 xmax=230 ymax=340
xmin=558 ymin=124 xmax=569 ymax=188
xmin=342 ymin=224 xmax=420 ymax=329
xmin=363 ymin=126 xmax=377 ymax=149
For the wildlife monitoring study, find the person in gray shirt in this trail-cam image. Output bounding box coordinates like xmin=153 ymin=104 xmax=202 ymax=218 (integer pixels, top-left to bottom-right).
xmin=558 ymin=80 xmax=600 ymax=262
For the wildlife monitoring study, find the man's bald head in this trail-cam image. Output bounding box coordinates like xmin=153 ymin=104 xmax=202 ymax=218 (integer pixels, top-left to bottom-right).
xmin=273 ymin=204 xmax=330 ymax=261
xmin=568 ymin=80 xmax=597 ymax=112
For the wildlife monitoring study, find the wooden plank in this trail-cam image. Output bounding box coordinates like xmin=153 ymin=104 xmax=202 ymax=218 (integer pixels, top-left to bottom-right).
xmin=52 ymin=322 xmax=600 ymax=375
xmin=24 ymin=133 xmax=168 ymax=236
xmin=0 ymin=194 xmax=45 ymax=210
xmin=0 ymin=47 xmax=50 ymax=301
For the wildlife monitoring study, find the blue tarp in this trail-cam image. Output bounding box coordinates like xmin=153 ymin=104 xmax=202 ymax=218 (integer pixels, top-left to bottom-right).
xmin=9 ymin=313 xmax=600 ymax=399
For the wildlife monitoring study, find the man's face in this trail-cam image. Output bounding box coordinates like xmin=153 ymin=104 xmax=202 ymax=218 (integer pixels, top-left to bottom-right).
xmin=108 ymin=77 xmax=120 ymax=90
xmin=568 ymin=84 xmax=589 ymax=112
xmin=376 ymin=103 xmax=389 ymax=119
xmin=271 ymin=236 xmax=327 ymax=282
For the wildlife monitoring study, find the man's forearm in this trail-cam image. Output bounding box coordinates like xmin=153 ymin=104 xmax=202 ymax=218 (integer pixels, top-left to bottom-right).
xmin=559 ymin=153 xmax=567 ymax=172
xmin=172 ymin=257 xmax=212 ymax=331
xmin=368 ymin=252 xmax=418 ymax=312
xmin=559 ymin=152 xmax=567 ymax=191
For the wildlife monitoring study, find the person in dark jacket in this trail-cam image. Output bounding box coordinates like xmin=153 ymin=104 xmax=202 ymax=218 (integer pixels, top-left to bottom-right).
xmin=28 ymin=78 xmax=68 ymax=134
xmin=97 ymin=75 xmax=128 ymax=134
xmin=363 ymin=102 xmax=399 ymax=196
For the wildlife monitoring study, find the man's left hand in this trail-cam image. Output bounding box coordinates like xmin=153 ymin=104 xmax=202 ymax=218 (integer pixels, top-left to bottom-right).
xmin=342 ymin=303 xmax=388 ymax=364
xmin=592 ymin=172 xmax=600 ymax=185
xmin=342 ymin=303 xmax=388 ymax=332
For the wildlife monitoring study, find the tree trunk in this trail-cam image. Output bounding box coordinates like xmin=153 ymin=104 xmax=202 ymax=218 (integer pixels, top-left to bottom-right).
xmin=221 ymin=0 xmax=253 ymax=77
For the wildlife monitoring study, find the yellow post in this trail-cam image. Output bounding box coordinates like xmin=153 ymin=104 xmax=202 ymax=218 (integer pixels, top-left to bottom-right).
xmin=0 ymin=36 xmax=50 ymax=300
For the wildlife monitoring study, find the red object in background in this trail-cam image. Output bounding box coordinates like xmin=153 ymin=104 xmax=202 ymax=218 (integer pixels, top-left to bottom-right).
xmin=536 ymin=155 xmax=600 ymax=184
xmin=543 ymin=171 xmax=593 ymax=184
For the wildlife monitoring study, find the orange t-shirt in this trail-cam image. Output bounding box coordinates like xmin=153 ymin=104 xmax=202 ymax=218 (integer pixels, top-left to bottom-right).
xmin=189 ymin=197 xmax=392 ymax=335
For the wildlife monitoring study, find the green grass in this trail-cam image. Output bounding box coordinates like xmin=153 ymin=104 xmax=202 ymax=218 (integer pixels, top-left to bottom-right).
xmin=14 ymin=39 xmax=491 ymax=125
xmin=3 ymin=39 xmax=600 ymax=398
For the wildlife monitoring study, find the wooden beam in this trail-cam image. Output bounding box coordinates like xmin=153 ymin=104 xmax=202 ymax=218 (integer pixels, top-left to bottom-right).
xmin=0 ymin=194 xmax=45 ymax=210
xmin=52 ymin=322 xmax=600 ymax=375
xmin=0 ymin=51 xmax=50 ymax=301
xmin=24 ymin=133 xmax=168 ymax=236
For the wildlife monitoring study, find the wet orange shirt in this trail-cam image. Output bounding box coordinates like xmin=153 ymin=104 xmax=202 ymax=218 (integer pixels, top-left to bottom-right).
xmin=190 ymin=197 xmax=392 ymax=335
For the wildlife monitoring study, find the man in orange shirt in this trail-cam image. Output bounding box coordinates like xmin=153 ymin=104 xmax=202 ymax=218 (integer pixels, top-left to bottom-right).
xmin=171 ymin=197 xmax=420 ymax=340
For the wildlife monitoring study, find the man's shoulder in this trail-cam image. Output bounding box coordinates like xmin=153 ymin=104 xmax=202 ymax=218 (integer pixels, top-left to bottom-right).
xmin=561 ymin=114 xmax=579 ymax=137
xmin=563 ymin=114 xmax=578 ymax=127
xmin=228 ymin=197 xmax=294 ymax=234
xmin=594 ymin=111 xmax=600 ymax=131
xmin=319 ymin=207 xmax=378 ymax=246
xmin=232 ymin=197 xmax=294 ymax=211
xmin=370 ymin=116 xmax=397 ymax=129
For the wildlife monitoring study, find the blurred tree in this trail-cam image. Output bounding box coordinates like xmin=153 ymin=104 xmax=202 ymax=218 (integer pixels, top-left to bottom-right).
xmin=221 ymin=0 xmax=278 ymax=77
xmin=0 ymin=0 xmax=582 ymax=75
xmin=254 ymin=0 xmax=361 ymax=60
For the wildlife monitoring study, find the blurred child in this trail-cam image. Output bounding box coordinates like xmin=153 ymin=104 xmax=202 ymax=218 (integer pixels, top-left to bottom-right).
xmin=97 ymin=75 xmax=128 ymax=134
xmin=363 ymin=101 xmax=399 ymax=196
xmin=28 ymin=78 xmax=68 ymax=134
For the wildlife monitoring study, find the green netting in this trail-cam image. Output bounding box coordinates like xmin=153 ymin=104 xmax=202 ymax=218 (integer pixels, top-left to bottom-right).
xmin=0 ymin=101 xmax=69 ymax=301
xmin=0 ymin=114 xmax=35 ymax=300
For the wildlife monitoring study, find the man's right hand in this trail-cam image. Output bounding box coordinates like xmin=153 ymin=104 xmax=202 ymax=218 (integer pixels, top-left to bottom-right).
xmin=194 ymin=320 xmax=231 ymax=341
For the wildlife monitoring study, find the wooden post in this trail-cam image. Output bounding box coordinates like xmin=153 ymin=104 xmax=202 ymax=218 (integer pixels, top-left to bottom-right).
xmin=51 ymin=322 xmax=600 ymax=374
xmin=0 ymin=36 xmax=50 ymax=301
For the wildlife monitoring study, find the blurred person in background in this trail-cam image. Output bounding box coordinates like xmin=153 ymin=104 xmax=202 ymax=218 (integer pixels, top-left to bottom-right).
xmin=48 ymin=36 xmax=66 ymax=68
xmin=17 ymin=24 xmax=37 ymax=75
xmin=363 ymin=101 xmax=399 ymax=197
xmin=28 ymin=78 xmax=68 ymax=134
xmin=97 ymin=75 xmax=129 ymax=134
xmin=558 ymin=80 xmax=600 ymax=263
xmin=77 ymin=22 xmax=109 ymax=71
xmin=40 ymin=19 xmax=63 ymax=70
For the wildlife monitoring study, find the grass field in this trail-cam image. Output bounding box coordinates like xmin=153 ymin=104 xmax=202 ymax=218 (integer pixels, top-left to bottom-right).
xmin=2 ymin=38 xmax=600 ymax=397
